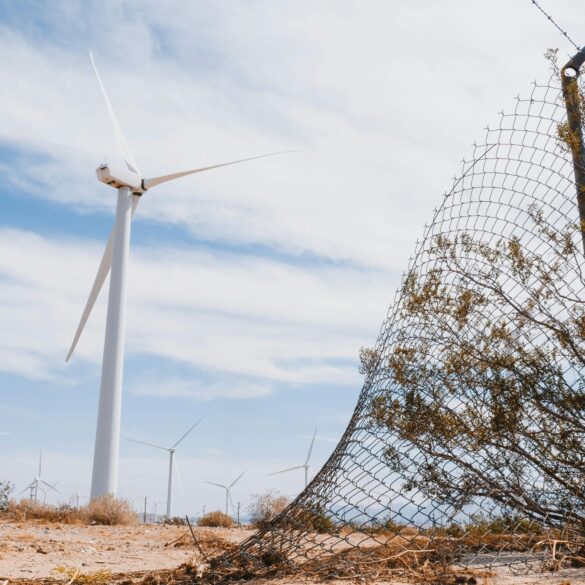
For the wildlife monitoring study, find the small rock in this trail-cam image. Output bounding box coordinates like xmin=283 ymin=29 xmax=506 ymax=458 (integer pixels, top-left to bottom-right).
xmin=36 ymin=546 xmax=48 ymax=554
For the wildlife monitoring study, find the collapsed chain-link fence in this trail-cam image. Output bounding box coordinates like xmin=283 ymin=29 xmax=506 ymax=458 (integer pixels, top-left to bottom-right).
xmin=211 ymin=49 xmax=585 ymax=582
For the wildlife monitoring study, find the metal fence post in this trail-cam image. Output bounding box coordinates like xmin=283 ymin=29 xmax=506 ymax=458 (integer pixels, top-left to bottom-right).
xmin=561 ymin=47 xmax=585 ymax=254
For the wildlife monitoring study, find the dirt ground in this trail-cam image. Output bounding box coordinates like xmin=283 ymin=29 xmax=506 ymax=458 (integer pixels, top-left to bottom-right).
xmin=0 ymin=521 xmax=250 ymax=581
xmin=1 ymin=521 xmax=585 ymax=584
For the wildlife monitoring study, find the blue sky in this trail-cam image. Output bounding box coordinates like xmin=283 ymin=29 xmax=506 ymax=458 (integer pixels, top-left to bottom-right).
xmin=0 ymin=0 xmax=583 ymax=516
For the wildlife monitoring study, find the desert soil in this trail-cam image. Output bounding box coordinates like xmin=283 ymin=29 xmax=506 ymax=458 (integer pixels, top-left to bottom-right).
xmin=0 ymin=521 xmax=250 ymax=581
xmin=1 ymin=521 xmax=585 ymax=584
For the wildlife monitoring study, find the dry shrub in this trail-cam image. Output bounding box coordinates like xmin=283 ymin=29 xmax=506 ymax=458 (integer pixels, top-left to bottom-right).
xmin=197 ymin=510 xmax=233 ymax=528
xmin=3 ymin=496 xmax=136 ymax=526
xmin=248 ymin=489 xmax=289 ymax=529
xmin=87 ymin=494 xmax=136 ymax=525
xmin=4 ymin=499 xmax=87 ymax=524
xmin=163 ymin=516 xmax=186 ymax=526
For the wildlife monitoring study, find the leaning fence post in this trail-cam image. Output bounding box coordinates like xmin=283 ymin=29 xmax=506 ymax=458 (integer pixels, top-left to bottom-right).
xmin=561 ymin=47 xmax=585 ymax=254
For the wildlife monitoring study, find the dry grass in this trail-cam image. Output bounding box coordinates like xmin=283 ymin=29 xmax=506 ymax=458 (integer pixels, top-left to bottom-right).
xmin=202 ymin=539 xmax=492 ymax=585
xmin=4 ymin=500 xmax=88 ymax=524
xmin=86 ymin=494 xmax=136 ymax=525
xmin=2 ymin=495 xmax=136 ymax=525
xmin=53 ymin=566 xmax=113 ymax=584
xmin=197 ymin=511 xmax=233 ymax=528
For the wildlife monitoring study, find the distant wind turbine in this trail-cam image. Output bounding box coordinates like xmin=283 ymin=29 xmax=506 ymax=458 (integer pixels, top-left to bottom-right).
xmin=70 ymin=492 xmax=89 ymax=508
xmin=152 ymin=499 xmax=166 ymax=523
xmin=269 ymin=427 xmax=317 ymax=488
xmin=128 ymin=418 xmax=202 ymax=518
xmin=65 ymin=52 xmax=289 ymax=500
xmin=206 ymin=471 xmax=246 ymax=516
xmin=20 ymin=451 xmax=59 ymax=503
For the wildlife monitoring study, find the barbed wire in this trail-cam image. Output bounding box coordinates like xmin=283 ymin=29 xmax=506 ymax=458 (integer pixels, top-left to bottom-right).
xmin=530 ymin=0 xmax=580 ymax=51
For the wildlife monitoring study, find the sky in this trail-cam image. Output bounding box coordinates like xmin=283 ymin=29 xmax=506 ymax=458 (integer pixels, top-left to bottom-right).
xmin=0 ymin=0 xmax=583 ymax=518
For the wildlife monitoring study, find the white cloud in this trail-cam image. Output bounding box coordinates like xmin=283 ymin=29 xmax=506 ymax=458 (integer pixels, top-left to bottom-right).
xmin=0 ymin=228 xmax=388 ymax=395
xmin=2 ymin=0 xmax=580 ymax=274
xmin=129 ymin=375 xmax=272 ymax=401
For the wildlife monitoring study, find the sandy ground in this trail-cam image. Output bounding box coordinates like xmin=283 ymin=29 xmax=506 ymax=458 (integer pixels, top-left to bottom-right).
xmin=1 ymin=521 xmax=585 ymax=584
xmin=0 ymin=521 xmax=251 ymax=580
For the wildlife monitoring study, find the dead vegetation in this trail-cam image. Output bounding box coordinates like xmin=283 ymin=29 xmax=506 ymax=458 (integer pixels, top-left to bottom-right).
xmin=248 ymin=490 xmax=290 ymax=529
xmin=197 ymin=511 xmax=233 ymax=528
xmin=2 ymin=494 xmax=136 ymax=525
xmin=200 ymin=539 xmax=492 ymax=585
xmin=165 ymin=527 xmax=237 ymax=556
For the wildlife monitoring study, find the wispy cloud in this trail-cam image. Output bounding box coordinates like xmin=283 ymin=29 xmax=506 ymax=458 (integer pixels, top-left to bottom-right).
xmin=0 ymin=228 xmax=384 ymax=393
xmin=1 ymin=1 xmax=571 ymax=274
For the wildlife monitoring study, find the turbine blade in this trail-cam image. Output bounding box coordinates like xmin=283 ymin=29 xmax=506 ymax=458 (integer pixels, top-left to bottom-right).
xmin=172 ymin=416 xmax=203 ymax=449
xmin=19 ymin=482 xmax=35 ymax=495
xmin=142 ymin=151 xmax=292 ymax=190
xmin=66 ymin=197 xmax=140 ymax=361
xmin=127 ymin=438 xmax=168 ymax=452
xmin=41 ymin=480 xmax=60 ymax=493
xmin=89 ymin=51 xmax=141 ymax=175
xmin=229 ymin=470 xmax=246 ymax=489
xmin=173 ymin=455 xmax=185 ymax=494
xmin=205 ymin=481 xmax=227 ymax=490
xmin=305 ymin=427 xmax=318 ymax=465
xmin=38 ymin=450 xmax=42 ymax=478
xmin=268 ymin=465 xmax=305 ymax=476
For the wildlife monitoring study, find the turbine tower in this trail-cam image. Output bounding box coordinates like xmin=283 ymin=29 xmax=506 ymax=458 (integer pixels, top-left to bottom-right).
xmin=206 ymin=470 xmax=246 ymax=516
xmin=127 ymin=418 xmax=202 ymax=518
xmin=66 ymin=53 xmax=287 ymax=499
xmin=269 ymin=427 xmax=317 ymax=488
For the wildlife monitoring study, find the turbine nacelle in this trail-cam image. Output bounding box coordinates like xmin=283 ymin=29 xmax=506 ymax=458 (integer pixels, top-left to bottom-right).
xmin=96 ymin=164 xmax=145 ymax=194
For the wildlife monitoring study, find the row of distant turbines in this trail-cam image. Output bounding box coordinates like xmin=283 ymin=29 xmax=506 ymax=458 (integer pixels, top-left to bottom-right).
xmin=64 ymin=52 xmax=292 ymax=504
xmin=11 ymin=425 xmax=319 ymax=518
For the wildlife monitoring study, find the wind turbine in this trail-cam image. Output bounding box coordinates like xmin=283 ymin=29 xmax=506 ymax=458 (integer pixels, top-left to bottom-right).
xmin=20 ymin=451 xmax=59 ymax=503
xmin=269 ymin=427 xmax=317 ymax=488
xmin=70 ymin=492 xmax=89 ymax=508
xmin=206 ymin=470 xmax=246 ymax=516
xmin=127 ymin=418 xmax=201 ymax=518
xmin=65 ymin=52 xmax=288 ymax=500
xmin=152 ymin=499 xmax=166 ymax=523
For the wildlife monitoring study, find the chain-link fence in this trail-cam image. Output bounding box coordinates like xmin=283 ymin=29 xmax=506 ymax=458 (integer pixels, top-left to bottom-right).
xmin=210 ymin=49 xmax=585 ymax=583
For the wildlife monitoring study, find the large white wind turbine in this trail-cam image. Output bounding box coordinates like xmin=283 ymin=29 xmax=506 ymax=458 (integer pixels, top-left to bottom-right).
xmin=20 ymin=451 xmax=60 ymax=503
xmin=269 ymin=427 xmax=317 ymax=488
xmin=206 ymin=470 xmax=246 ymax=516
xmin=66 ymin=53 xmax=287 ymax=500
xmin=127 ymin=418 xmax=202 ymax=518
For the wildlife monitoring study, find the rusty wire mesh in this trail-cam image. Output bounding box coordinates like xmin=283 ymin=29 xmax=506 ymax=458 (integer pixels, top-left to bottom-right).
xmin=211 ymin=56 xmax=585 ymax=582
